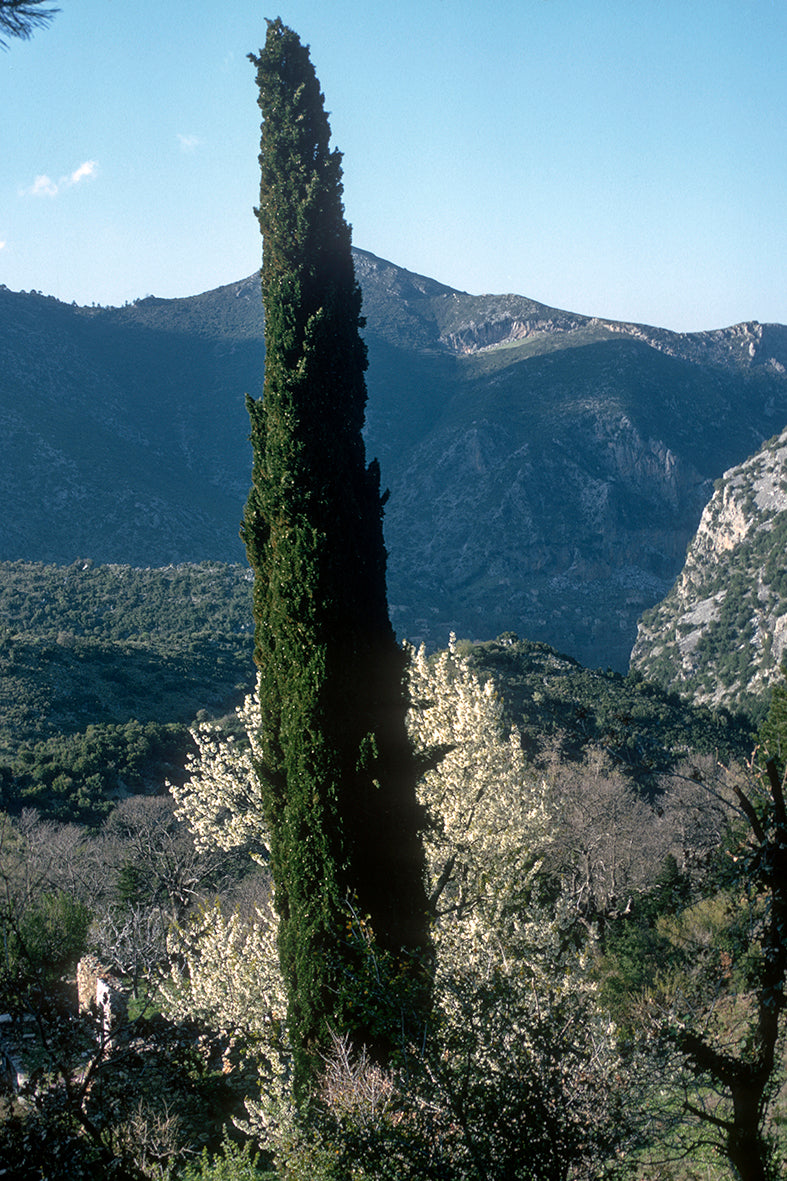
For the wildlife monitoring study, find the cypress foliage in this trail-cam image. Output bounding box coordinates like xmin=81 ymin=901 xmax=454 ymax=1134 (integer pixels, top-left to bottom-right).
xmin=758 ymin=665 xmax=787 ymax=773
xmin=242 ymin=19 xmax=430 ymax=1092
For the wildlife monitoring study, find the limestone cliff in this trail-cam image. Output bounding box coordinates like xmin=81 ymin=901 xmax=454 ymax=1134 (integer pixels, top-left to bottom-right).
xmin=630 ymin=427 xmax=787 ymax=713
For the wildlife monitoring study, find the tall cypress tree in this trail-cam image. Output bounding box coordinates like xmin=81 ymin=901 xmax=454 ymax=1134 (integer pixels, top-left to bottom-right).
xmin=242 ymin=19 xmax=430 ymax=1092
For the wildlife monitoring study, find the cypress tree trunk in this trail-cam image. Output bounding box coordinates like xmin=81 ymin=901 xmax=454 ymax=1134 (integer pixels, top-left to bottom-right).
xmin=243 ymin=19 xmax=430 ymax=1093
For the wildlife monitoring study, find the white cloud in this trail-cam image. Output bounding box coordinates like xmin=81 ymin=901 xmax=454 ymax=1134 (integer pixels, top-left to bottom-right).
xmin=21 ymin=160 xmax=98 ymax=198
xmin=0 ymin=240 xmax=6 ymax=251
xmin=178 ymin=134 xmax=201 ymax=153
xmin=27 ymin=174 xmax=59 ymax=198
xmin=68 ymin=160 xmax=98 ymax=185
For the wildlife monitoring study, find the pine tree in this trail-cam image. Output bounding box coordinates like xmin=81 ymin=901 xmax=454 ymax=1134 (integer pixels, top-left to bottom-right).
xmin=242 ymin=19 xmax=430 ymax=1092
xmin=0 ymin=0 xmax=58 ymax=47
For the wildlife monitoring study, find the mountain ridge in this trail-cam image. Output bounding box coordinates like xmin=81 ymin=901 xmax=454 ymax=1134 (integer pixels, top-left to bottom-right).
xmin=2 ymin=251 xmax=786 ymax=670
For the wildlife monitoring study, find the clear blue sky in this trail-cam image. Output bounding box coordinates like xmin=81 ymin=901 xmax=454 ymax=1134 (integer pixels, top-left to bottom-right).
xmin=1 ymin=0 xmax=785 ymax=332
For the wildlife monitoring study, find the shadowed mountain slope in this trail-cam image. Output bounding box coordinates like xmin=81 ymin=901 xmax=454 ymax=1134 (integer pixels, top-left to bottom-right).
xmin=2 ymin=251 xmax=786 ymax=669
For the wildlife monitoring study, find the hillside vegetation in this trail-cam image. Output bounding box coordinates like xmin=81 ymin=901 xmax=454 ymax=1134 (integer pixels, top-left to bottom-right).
xmin=463 ymin=635 xmax=753 ymax=781
xmin=0 ymin=623 xmax=781 ymax=1179
xmin=0 ymin=559 xmax=756 ymax=824
xmin=0 ymin=560 xmax=255 ymax=821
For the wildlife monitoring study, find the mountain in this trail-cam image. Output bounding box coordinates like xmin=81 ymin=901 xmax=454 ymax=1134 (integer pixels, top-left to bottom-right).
xmin=3 ymin=250 xmax=787 ymax=670
xmin=630 ymin=426 xmax=787 ymax=717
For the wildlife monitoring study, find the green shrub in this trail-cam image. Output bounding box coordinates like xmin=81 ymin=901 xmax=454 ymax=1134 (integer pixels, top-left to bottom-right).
xmin=180 ymin=1138 xmax=275 ymax=1180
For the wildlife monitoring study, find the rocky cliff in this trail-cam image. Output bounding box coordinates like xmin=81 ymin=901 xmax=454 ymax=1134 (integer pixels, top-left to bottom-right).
xmin=630 ymin=427 xmax=787 ymax=713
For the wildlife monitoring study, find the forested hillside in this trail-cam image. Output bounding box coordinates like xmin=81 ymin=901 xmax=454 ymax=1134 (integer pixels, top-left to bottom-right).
xmin=464 ymin=634 xmax=753 ymax=778
xmin=0 ymin=561 xmax=254 ymax=821
xmin=0 ymin=559 xmax=757 ymax=826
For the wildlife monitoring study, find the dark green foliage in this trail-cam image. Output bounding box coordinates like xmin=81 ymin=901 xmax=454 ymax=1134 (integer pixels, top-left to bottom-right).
xmin=0 ymin=0 xmax=58 ymax=47
xmin=0 ymin=558 xmax=254 ymax=644
xmin=0 ymin=1105 xmax=118 ymax=1181
xmin=0 ymin=560 xmax=256 ymax=821
xmin=3 ymin=720 xmax=188 ymax=823
xmin=1 ymin=890 xmax=91 ymax=997
xmin=242 ymin=20 xmax=430 ymax=1089
xmin=758 ymin=670 xmax=787 ymax=778
xmin=463 ymin=635 xmax=753 ymax=787
xmin=181 ymin=1139 xmax=274 ymax=1180
xmin=598 ymin=854 xmax=691 ymax=1029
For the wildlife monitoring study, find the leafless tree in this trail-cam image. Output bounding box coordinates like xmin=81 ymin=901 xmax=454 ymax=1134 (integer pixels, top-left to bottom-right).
xmin=100 ymin=795 xmax=246 ymax=924
xmin=544 ymin=746 xmax=665 ymax=928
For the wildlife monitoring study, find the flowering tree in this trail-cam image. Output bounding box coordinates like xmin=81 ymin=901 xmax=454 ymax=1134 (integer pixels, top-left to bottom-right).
xmin=407 ymin=638 xmax=547 ymax=911
xmin=403 ymin=640 xmax=625 ymax=1178
xmin=169 ymin=687 xmax=268 ymax=862
xmin=160 ymin=901 xmax=289 ymax=1107
xmin=169 ymin=641 xmax=627 ymax=1177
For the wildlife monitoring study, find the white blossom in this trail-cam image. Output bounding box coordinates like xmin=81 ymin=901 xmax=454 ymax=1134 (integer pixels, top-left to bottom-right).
xmin=170 ymin=640 xmax=623 ymax=1171
xmin=168 ymin=682 xmax=269 ymax=859
xmin=407 ymin=635 xmax=550 ymax=916
xmin=159 ymin=899 xmax=289 ymax=1098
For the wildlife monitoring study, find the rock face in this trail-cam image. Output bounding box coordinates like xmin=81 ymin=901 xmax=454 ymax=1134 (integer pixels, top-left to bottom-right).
xmin=2 ymin=253 xmax=787 ymax=671
xmin=630 ymin=427 xmax=787 ymax=713
xmin=381 ymin=341 xmax=716 ymax=667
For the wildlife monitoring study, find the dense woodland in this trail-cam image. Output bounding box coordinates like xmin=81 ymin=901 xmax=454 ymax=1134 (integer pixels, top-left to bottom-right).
xmin=0 ymin=561 xmax=754 ymax=827
xmin=0 ymin=560 xmax=255 ymax=822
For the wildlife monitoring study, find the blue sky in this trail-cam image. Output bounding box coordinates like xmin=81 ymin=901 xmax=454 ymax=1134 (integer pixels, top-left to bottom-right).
xmin=1 ymin=0 xmax=785 ymax=332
